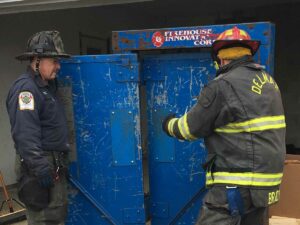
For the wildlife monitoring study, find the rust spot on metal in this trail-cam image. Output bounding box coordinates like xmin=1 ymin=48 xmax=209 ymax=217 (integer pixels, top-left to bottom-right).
xmin=263 ymin=31 xmax=269 ymax=36
xmin=112 ymin=32 xmax=120 ymax=52
xmin=112 ymin=32 xmax=118 ymax=39
xmin=120 ymin=37 xmax=134 ymax=45
xmin=247 ymin=24 xmax=255 ymax=30
xmin=138 ymin=37 xmax=152 ymax=50
xmin=246 ymin=24 xmax=256 ymax=29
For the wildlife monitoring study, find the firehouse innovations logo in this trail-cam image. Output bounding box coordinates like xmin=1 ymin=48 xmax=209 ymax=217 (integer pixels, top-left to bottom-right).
xmin=151 ymin=29 xmax=216 ymax=48
xmin=152 ymin=31 xmax=165 ymax=47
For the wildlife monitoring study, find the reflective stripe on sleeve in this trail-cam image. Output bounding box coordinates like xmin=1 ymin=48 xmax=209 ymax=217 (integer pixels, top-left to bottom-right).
xmin=206 ymin=172 xmax=283 ymax=187
xmin=215 ymin=115 xmax=286 ymax=133
xmin=168 ymin=118 xmax=178 ymax=137
xmin=177 ymin=114 xmax=197 ymax=140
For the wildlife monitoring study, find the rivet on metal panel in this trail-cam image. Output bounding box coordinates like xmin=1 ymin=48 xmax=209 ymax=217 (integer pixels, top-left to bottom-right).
xmin=130 ymin=160 xmax=134 ymax=164
xmin=170 ymin=157 xmax=174 ymax=161
xmin=155 ymin=157 xmax=159 ymax=160
xmin=154 ymin=109 xmax=157 ymax=112
xmin=112 ymin=111 xmax=115 ymax=114
xmin=128 ymin=111 xmax=132 ymax=114
xmin=114 ymin=161 xmax=118 ymax=164
xmin=130 ymin=65 xmax=134 ymax=69
xmin=130 ymin=76 xmax=134 ymax=80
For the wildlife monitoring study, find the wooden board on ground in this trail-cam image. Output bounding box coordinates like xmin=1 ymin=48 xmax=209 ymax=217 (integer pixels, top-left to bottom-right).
xmin=270 ymin=216 xmax=300 ymax=225
xmin=0 ymin=208 xmax=26 ymax=224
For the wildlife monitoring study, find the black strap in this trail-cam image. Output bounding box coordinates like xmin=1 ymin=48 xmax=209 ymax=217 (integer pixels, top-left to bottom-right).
xmin=202 ymin=155 xmax=216 ymax=171
xmin=214 ymin=167 xmax=252 ymax=173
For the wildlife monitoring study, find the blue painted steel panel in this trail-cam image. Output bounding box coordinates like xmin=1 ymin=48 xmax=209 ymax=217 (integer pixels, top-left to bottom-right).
xmin=58 ymin=54 xmax=145 ymax=225
xmin=111 ymin=109 xmax=136 ymax=166
xmin=152 ymin=108 xmax=175 ymax=162
xmin=143 ymin=52 xmax=214 ymax=224
xmin=113 ymin=22 xmax=275 ymax=74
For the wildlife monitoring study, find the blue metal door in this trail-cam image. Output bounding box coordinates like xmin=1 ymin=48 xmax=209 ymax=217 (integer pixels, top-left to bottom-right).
xmin=58 ymin=54 xmax=145 ymax=225
xmin=141 ymin=52 xmax=215 ymax=224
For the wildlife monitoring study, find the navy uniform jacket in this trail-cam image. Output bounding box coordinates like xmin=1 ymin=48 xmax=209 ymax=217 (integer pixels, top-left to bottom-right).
xmin=6 ymin=66 xmax=69 ymax=176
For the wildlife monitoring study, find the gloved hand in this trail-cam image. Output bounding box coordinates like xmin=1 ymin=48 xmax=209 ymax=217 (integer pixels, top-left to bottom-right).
xmin=37 ymin=171 xmax=54 ymax=188
xmin=162 ymin=114 xmax=176 ymax=136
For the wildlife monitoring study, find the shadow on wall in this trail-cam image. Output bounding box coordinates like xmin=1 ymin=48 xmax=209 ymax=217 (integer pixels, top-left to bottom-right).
xmin=286 ymin=144 xmax=300 ymax=155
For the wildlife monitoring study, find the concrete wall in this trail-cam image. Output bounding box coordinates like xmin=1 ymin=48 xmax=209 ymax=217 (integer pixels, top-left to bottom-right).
xmin=245 ymin=3 xmax=300 ymax=148
xmin=0 ymin=2 xmax=299 ymax=184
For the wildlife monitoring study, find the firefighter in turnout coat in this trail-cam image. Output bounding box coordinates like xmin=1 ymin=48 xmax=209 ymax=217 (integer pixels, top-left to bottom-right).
xmin=162 ymin=26 xmax=286 ymax=225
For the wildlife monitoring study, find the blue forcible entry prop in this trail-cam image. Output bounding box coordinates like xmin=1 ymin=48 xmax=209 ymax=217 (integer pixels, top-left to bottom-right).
xmin=58 ymin=22 xmax=275 ymax=225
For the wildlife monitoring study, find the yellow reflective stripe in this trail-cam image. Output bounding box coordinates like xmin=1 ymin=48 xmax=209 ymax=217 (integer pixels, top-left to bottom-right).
xmin=206 ymin=172 xmax=283 ymax=186
xmin=239 ymin=30 xmax=247 ymax=37
xmin=183 ymin=114 xmax=197 ymax=140
xmin=225 ymin=115 xmax=285 ymax=127
xmin=206 ymin=179 xmax=281 ymax=186
xmin=215 ymin=123 xmax=286 ymax=133
xmin=178 ymin=115 xmax=189 ymax=140
xmin=168 ymin=118 xmax=178 ymax=137
xmin=215 ymin=115 xmax=286 ymax=133
xmin=207 ymin=172 xmax=283 ymax=179
xmin=225 ymin=30 xmax=233 ymax=36
xmin=178 ymin=114 xmax=197 ymax=140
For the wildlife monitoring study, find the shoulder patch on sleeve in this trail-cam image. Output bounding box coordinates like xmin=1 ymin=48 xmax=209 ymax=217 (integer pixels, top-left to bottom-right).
xmin=19 ymin=91 xmax=34 ymax=110
xmin=198 ymin=85 xmax=217 ymax=108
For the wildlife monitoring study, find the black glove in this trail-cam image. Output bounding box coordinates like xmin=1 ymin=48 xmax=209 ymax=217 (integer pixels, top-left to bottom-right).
xmin=37 ymin=171 xmax=54 ymax=188
xmin=162 ymin=114 xmax=176 ymax=136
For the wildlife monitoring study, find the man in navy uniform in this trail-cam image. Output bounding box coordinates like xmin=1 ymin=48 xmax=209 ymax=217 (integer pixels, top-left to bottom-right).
xmin=6 ymin=31 xmax=70 ymax=225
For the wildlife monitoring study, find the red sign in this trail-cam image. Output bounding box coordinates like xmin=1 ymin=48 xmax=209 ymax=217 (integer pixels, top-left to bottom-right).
xmin=152 ymin=31 xmax=165 ymax=47
xmin=151 ymin=29 xmax=218 ymax=48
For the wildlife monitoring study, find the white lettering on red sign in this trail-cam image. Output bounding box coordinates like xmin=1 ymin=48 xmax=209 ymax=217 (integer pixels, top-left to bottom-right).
xmin=151 ymin=29 xmax=216 ymax=47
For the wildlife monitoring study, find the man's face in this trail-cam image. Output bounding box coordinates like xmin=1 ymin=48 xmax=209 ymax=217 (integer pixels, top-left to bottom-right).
xmin=39 ymin=58 xmax=60 ymax=80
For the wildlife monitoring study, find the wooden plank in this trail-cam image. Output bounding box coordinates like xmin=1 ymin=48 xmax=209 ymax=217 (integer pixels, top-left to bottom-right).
xmin=270 ymin=216 xmax=300 ymax=225
xmin=0 ymin=208 xmax=26 ymax=223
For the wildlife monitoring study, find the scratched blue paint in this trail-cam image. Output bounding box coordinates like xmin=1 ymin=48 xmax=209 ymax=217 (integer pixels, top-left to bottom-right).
xmin=111 ymin=109 xmax=136 ymax=166
xmin=142 ymin=52 xmax=213 ymax=224
xmin=151 ymin=108 xmax=175 ymax=162
xmin=58 ymin=54 xmax=145 ymax=225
